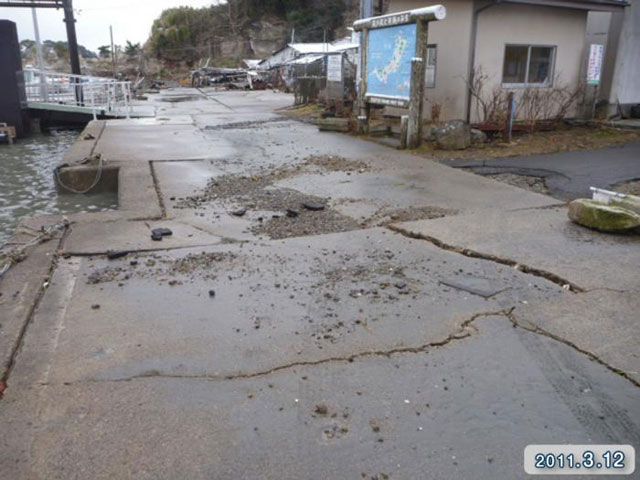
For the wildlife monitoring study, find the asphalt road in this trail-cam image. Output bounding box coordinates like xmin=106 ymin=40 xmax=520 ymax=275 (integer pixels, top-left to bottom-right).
xmin=447 ymin=141 xmax=640 ymax=200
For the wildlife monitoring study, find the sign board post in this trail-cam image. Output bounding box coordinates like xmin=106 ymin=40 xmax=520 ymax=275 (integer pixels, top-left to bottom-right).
xmin=354 ymin=6 xmax=446 ymax=149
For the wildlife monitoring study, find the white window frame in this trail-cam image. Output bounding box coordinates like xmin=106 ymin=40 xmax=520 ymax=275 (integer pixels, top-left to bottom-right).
xmin=425 ymin=44 xmax=437 ymax=89
xmin=502 ymin=44 xmax=556 ymax=89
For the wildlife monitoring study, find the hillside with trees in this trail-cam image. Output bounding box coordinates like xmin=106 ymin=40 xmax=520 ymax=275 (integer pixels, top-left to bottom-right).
xmin=18 ymin=1 xmax=360 ymax=79
xmin=20 ymin=39 xmax=96 ymax=69
xmin=148 ymin=0 xmax=359 ymax=67
xmin=20 ymin=38 xmax=146 ymax=79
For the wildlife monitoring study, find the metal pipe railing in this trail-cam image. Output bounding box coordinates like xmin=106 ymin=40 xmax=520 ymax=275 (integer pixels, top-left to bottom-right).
xmin=22 ymin=68 xmax=132 ymax=119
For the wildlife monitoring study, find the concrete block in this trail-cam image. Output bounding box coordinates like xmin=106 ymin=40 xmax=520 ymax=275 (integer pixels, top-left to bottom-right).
xmin=317 ymin=117 xmax=351 ymax=133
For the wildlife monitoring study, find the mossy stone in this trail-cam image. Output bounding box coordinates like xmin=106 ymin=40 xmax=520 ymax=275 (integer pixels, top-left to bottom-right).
xmin=568 ymin=199 xmax=640 ymax=232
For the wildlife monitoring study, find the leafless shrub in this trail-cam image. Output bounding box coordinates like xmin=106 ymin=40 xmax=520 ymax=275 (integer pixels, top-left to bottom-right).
xmin=430 ymin=103 xmax=442 ymax=123
xmin=465 ymin=68 xmax=507 ymax=127
xmin=515 ymin=77 xmax=586 ymax=131
xmin=464 ymin=67 xmax=586 ymax=131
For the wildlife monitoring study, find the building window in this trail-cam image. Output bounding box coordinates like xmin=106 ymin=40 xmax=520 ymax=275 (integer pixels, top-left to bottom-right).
xmin=426 ymin=44 xmax=437 ymax=88
xmin=502 ymin=45 xmax=555 ymax=87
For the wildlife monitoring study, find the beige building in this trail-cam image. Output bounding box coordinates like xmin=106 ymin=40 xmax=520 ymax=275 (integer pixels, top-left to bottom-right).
xmin=376 ymin=0 xmax=627 ymax=122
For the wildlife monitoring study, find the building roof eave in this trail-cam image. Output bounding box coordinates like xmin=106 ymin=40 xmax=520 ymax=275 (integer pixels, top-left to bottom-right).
xmin=505 ymin=0 xmax=628 ymax=12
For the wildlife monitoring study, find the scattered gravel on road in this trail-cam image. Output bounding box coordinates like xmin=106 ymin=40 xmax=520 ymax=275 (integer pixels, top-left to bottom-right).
xmin=175 ymin=156 xmax=368 ymax=239
xmin=482 ymin=172 xmax=550 ymax=195
xmin=304 ymin=155 xmax=370 ymax=173
xmin=614 ymin=179 xmax=640 ymax=196
xmin=369 ymin=206 xmax=456 ymax=225
xmin=87 ymin=251 xmax=239 ymax=285
xmin=252 ymin=205 xmax=361 ymax=239
xmin=173 ymin=155 xmax=454 ymax=239
xmin=175 ymin=155 xmax=372 ymax=211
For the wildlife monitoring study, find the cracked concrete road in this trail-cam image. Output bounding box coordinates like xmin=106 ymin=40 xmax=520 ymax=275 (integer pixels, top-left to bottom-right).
xmin=0 ymin=90 xmax=638 ymax=479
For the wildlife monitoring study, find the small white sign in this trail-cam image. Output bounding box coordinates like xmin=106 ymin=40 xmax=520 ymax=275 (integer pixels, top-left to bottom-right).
xmin=587 ymin=44 xmax=604 ymax=86
xmin=327 ymin=55 xmax=342 ymax=83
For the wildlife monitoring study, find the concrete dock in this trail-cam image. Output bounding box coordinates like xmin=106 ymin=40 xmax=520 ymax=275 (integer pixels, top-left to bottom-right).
xmin=1 ymin=88 xmax=638 ymax=479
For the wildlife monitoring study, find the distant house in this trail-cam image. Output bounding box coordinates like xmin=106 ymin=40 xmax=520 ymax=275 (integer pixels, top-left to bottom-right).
xmin=259 ymin=39 xmax=359 ymax=89
xmin=259 ymin=40 xmax=359 ymax=70
xmin=242 ymin=59 xmax=262 ymax=70
xmin=586 ymin=2 xmax=640 ymax=118
xmin=360 ymin=0 xmax=628 ymax=123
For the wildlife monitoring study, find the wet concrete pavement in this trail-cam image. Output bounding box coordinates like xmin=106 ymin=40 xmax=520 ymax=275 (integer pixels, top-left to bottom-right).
xmin=447 ymin=141 xmax=640 ymax=200
xmin=0 ymin=89 xmax=638 ymax=479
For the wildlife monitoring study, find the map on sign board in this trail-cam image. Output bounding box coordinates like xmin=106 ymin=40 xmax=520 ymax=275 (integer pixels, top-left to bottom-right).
xmin=366 ymin=23 xmax=417 ymax=104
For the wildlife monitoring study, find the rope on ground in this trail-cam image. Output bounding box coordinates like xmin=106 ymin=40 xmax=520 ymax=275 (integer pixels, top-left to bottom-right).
xmin=0 ymin=220 xmax=69 ymax=280
xmin=54 ymin=154 xmax=105 ymax=195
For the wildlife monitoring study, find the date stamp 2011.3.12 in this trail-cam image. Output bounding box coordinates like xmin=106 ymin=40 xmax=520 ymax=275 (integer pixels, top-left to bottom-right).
xmin=524 ymin=445 xmax=636 ymax=475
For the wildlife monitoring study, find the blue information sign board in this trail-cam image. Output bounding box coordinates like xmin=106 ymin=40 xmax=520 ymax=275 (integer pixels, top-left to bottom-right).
xmin=366 ymin=23 xmax=417 ymax=106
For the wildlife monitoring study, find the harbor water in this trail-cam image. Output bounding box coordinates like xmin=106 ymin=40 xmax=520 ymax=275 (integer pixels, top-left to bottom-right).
xmin=0 ymin=130 xmax=117 ymax=247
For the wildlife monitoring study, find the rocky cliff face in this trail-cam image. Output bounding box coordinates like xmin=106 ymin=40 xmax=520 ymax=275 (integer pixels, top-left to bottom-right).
xmin=148 ymin=0 xmax=361 ymax=67
xmin=247 ymin=16 xmax=289 ymax=58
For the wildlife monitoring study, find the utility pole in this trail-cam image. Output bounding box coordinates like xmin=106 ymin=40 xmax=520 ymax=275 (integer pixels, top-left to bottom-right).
xmin=360 ymin=0 xmax=373 ymax=18
xmin=110 ymin=25 xmax=117 ymax=77
xmin=31 ymin=7 xmax=48 ymax=101
xmin=62 ymin=0 xmax=81 ymax=75
xmin=291 ymin=28 xmax=295 ymax=43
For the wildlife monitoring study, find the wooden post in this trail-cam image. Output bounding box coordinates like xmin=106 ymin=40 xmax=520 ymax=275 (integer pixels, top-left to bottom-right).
xmin=359 ymin=28 xmax=370 ymax=134
xmin=364 ymin=103 xmax=372 ymax=134
xmin=400 ymin=115 xmax=409 ymax=149
xmin=407 ymin=59 xmax=423 ymax=148
xmin=407 ymin=20 xmax=429 ymax=149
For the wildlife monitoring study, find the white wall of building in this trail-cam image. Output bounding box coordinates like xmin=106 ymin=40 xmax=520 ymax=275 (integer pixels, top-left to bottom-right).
xmin=474 ymin=3 xmax=588 ymax=122
xmin=384 ymin=1 xmax=590 ymax=121
xmin=609 ymin=0 xmax=640 ymax=109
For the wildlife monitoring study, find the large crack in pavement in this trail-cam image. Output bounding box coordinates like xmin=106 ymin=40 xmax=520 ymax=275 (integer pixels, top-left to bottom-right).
xmin=42 ymin=307 xmax=640 ymax=390
xmin=505 ymin=308 xmax=640 ymax=388
xmin=149 ymin=161 xmax=167 ymax=219
xmin=48 ymin=310 xmax=506 ymax=386
xmin=386 ymin=225 xmax=640 ymax=388
xmin=388 ymin=225 xmax=584 ymax=293
xmin=509 ymin=202 xmax=568 ymax=212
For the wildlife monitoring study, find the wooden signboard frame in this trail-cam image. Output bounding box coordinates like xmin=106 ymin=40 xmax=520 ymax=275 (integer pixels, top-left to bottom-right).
xmin=354 ymin=6 xmax=446 ymax=149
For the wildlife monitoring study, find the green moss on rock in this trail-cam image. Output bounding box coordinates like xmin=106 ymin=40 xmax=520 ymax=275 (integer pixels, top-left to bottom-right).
xmin=609 ymin=195 xmax=640 ymax=216
xmin=568 ymin=199 xmax=640 ymax=232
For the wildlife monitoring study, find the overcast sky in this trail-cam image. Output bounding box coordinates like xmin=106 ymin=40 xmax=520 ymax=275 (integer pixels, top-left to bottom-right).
xmin=0 ymin=0 xmax=221 ymax=51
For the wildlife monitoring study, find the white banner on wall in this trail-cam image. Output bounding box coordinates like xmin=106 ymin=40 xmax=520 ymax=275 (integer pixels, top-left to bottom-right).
xmin=587 ymin=44 xmax=604 ymax=86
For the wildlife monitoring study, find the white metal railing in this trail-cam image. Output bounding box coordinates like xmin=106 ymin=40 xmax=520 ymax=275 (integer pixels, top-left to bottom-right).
xmin=23 ymin=69 xmax=132 ymax=120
